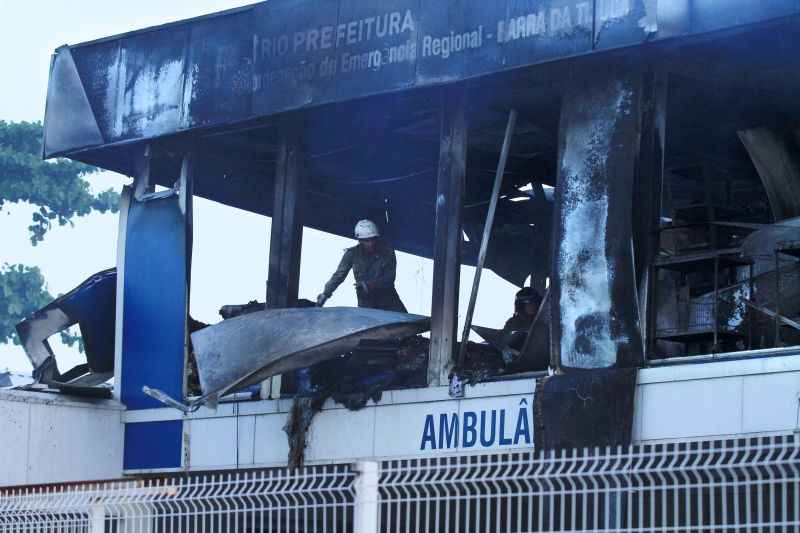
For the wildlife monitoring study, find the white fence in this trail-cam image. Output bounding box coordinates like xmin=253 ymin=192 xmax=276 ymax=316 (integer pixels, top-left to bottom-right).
xmin=1 ymin=435 xmax=799 ymax=532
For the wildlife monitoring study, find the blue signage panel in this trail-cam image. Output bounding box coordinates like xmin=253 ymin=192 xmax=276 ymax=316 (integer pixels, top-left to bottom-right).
xmin=121 ymin=194 xmax=188 ymax=410
xmin=48 ymin=0 xmax=800 ymax=158
xmin=124 ymin=420 xmax=183 ymax=471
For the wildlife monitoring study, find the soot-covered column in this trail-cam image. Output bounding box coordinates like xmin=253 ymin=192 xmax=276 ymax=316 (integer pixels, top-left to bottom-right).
xmin=550 ymin=72 xmax=643 ymax=371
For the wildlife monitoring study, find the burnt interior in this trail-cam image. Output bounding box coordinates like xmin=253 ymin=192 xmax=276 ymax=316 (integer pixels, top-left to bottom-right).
xmin=64 ymin=19 xmax=800 ymax=387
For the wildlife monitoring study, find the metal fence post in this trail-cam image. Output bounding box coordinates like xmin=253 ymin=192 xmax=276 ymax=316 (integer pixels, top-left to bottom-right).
xmin=89 ymin=502 xmax=105 ymax=533
xmin=354 ymin=460 xmax=379 ymax=533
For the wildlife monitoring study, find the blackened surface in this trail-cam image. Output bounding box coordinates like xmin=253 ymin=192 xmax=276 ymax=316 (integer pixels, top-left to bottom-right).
xmin=594 ymin=0 xmax=652 ymax=50
xmin=115 ymin=27 xmax=189 ymax=142
xmin=250 ymin=0 xmax=337 ymax=115
xmin=550 ymin=68 xmax=643 ymax=370
xmin=284 ymin=396 xmax=325 ymax=468
xmin=632 ymin=71 xmax=667 ymax=354
xmin=284 ymin=336 xmax=429 ymax=466
xmin=267 ymin=123 xmax=306 ymax=309
xmin=49 ymin=0 xmax=800 ymax=158
xmin=416 ymin=0 xmax=503 ymax=82
xmin=533 ymin=367 xmax=637 ymax=449
xmin=691 ymin=0 xmax=798 ymax=34
xmin=332 ymin=0 xmax=419 ymax=98
xmin=70 ymin=41 xmax=121 ymax=142
xmin=502 ymin=0 xmax=593 ymax=66
xmin=186 ymin=10 xmax=254 ymax=128
xmin=429 ymin=87 xmax=467 ymax=385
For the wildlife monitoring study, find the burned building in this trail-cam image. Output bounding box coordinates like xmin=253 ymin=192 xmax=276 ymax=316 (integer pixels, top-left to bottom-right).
xmin=4 ymin=1 xmax=800 ymax=530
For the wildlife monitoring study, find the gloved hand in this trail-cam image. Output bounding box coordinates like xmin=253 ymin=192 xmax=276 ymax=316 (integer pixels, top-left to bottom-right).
xmin=316 ymin=293 xmax=329 ymax=307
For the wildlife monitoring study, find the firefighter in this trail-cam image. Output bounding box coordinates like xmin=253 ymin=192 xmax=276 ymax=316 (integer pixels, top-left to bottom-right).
xmin=499 ymin=287 xmax=545 ymax=367
xmin=502 ymin=287 xmax=543 ymax=334
xmin=316 ymin=219 xmax=407 ymax=312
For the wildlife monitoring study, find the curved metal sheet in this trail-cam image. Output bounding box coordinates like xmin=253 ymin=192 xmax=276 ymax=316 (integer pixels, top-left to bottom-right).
xmin=15 ymin=268 xmax=116 ymax=375
xmin=191 ymin=307 xmax=430 ymax=402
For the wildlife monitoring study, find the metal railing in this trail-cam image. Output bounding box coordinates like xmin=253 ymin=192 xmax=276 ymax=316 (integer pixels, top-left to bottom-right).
xmin=2 ymin=435 xmax=799 ymax=532
xmin=0 ymin=464 xmax=355 ymax=532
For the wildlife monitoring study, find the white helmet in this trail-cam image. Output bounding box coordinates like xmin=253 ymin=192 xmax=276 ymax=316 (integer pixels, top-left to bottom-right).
xmin=354 ymin=219 xmax=380 ymax=240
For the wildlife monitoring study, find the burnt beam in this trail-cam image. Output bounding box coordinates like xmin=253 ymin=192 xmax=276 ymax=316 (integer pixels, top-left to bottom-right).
xmin=634 ymin=71 xmax=668 ymax=360
xmin=551 ymin=69 xmax=644 ymax=371
xmin=267 ymin=120 xmax=306 ymax=308
xmin=429 ymin=87 xmax=468 ymax=386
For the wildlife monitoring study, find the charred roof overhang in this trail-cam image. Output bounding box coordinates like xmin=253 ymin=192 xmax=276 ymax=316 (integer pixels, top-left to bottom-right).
xmin=41 ymin=0 xmax=800 ymax=262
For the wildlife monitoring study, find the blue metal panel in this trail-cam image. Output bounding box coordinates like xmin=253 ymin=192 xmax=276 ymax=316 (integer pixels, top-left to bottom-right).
xmin=123 ymin=420 xmax=183 ymax=470
xmin=121 ymin=194 xmax=188 ymax=410
xmin=58 ymin=269 xmax=117 ymax=373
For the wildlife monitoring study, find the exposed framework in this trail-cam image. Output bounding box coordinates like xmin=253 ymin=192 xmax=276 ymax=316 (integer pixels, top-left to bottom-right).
xmin=27 ymin=0 xmax=800 ymax=416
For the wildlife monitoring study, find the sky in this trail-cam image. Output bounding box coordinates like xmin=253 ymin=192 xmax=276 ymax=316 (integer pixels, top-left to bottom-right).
xmin=0 ymin=0 xmax=517 ymax=375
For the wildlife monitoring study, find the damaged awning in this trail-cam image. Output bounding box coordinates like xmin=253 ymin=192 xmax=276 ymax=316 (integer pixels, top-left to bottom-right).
xmin=43 ymin=1 xmax=798 ymax=162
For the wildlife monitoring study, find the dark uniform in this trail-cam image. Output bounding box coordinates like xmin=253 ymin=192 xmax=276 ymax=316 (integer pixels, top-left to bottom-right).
xmin=499 ymin=288 xmax=549 ymax=372
xmin=322 ymin=239 xmax=407 ymax=312
xmin=502 ymin=287 xmax=542 ymax=336
xmin=502 ymin=312 xmax=535 ymax=335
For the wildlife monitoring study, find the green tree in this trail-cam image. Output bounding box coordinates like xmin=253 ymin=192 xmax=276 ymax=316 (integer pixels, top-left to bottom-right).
xmin=0 ymin=264 xmax=82 ymax=350
xmin=0 ymin=120 xmax=119 ymax=348
xmin=0 ymin=120 xmax=118 ymax=244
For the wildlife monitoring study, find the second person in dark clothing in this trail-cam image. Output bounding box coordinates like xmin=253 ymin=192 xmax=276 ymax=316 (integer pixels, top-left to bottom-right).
xmin=316 ymin=219 xmax=407 ymax=312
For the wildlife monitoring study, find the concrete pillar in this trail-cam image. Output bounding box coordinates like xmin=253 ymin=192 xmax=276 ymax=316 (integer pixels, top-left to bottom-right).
xmin=550 ymin=70 xmax=644 ymax=371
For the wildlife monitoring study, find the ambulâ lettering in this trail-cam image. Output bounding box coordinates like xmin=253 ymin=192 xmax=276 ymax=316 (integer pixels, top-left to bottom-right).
xmin=419 ymin=400 xmax=532 ymax=450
